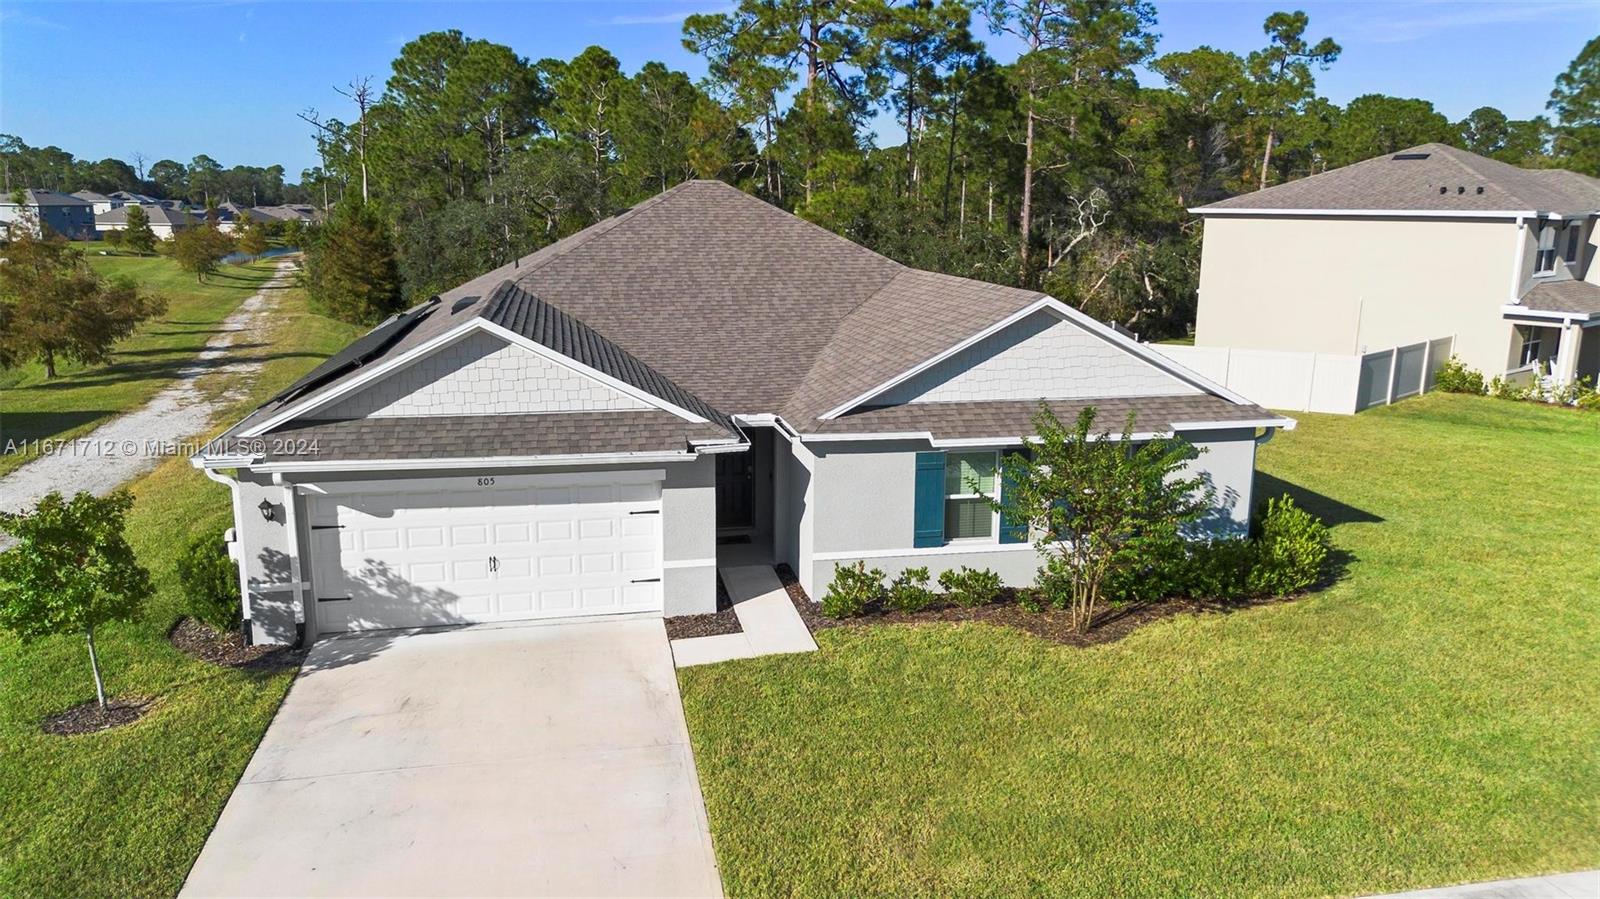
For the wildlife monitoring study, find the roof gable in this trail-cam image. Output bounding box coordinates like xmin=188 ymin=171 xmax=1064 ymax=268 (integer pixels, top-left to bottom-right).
xmin=867 ymin=307 xmax=1200 ymax=407
xmin=315 ymin=330 xmax=651 ymax=420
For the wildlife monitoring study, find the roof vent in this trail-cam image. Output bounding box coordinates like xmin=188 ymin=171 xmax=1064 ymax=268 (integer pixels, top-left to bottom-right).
xmin=1476 ymin=186 xmax=1484 ymax=194
xmin=1457 ymin=186 xmax=1466 ymax=194
xmin=1439 ymin=186 xmax=1447 ymax=194
xmin=1393 ymin=152 xmax=1431 ymax=160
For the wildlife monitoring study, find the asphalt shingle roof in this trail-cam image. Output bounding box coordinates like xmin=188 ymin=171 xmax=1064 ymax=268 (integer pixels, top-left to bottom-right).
xmin=1197 ymin=144 xmax=1600 ymax=216
xmin=1518 ymin=280 xmax=1600 ymax=317
xmin=218 ymin=180 xmax=1259 ymax=459
xmin=6 ymin=189 xmax=91 ymax=208
xmin=810 ymin=395 xmax=1280 ymax=439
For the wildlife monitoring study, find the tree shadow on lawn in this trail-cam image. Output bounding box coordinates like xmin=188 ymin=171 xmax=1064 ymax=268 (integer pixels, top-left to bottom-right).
xmin=1 ymin=410 xmax=118 ymax=445
xmin=22 ymin=348 xmax=323 ymax=391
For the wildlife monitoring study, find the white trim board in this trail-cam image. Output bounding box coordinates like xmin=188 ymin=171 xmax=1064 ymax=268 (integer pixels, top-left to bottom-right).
xmin=813 ymin=543 xmax=1040 ymax=562
xmin=1188 ymin=207 xmax=1584 ymax=220
xmin=248 ymin=451 xmax=696 ymax=474
xmin=289 ymin=468 xmax=668 ymax=495
xmin=818 ymin=298 xmax=1257 ymax=420
xmin=240 ymin=317 xmax=708 ymax=438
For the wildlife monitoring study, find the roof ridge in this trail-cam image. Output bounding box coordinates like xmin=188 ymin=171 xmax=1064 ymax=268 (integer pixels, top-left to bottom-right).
xmin=506 ymin=181 xmax=700 ymax=281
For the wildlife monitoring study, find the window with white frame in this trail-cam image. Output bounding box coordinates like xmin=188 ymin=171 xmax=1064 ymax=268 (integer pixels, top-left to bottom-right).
xmin=944 ymin=451 xmax=997 ymax=541
xmin=1519 ymin=327 xmax=1543 ymax=368
xmin=1535 ymin=223 xmax=1559 ymax=274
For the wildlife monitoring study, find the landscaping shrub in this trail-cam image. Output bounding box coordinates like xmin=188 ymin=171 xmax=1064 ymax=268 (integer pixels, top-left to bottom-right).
xmin=821 ymin=561 xmax=885 ymax=618
xmin=1246 ymin=495 xmax=1331 ymax=597
xmin=1033 ymin=555 xmax=1073 ymax=611
xmin=938 ymin=566 xmax=1003 ymax=607
xmin=176 ymin=527 xmax=241 ymax=631
xmin=1433 ymin=356 xmax=1485 ymax=394
xmin=1488 ymin=375 xmax=1529 ymax=401
xmin=1181 ymin=538 xmax=1257 ymax=601
xmin=885 ymin=566 xmax=935 ymax=613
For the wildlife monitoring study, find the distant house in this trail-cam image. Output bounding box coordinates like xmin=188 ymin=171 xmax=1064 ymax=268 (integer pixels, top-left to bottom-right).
xmin=1189 ymin=143 xmax=1600 ymax=390
xmin=216 ymin=202 xmax=274 ymax=234
xmin=254 ymin=204 xmax=323 ymax=225
xmin=0 ymin=189 xmax=97 ymax=240
xmin=108 ymin=190 xmax=164 ymax=206
xmin=71 ymin=190 xmax=120 ymax=215
xmin=96 ymin=203 xmax=196 ymax=241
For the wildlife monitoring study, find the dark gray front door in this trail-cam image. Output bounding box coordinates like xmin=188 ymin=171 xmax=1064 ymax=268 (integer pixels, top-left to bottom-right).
xmin=716 ymin=452 xmax=753 ymax=529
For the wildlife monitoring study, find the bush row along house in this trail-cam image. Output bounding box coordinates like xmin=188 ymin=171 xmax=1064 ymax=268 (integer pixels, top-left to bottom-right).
xmin=0 ymin=189 xmax=321 ymax=241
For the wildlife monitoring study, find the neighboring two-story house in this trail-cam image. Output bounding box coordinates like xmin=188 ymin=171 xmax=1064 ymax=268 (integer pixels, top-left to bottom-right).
xmin=0 ymin=189 xmax=97 ymax=240
xmin=1190 ymin=144 xmax=1600 ymax=388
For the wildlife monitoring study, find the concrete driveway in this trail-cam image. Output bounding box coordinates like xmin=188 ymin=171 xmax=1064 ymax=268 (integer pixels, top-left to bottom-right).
xmin=182 ymin=619 xmax=722 ymax=897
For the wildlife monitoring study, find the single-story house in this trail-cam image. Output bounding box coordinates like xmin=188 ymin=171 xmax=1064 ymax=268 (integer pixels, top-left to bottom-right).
xmin=214 ymin=202 xmax=275 ymax=233
xmin=0 ymin=189 xmax=97 ymax=240
xmin=1191 ymin=143 xmax=1600 ymax=387
xmin=253 ymin=203 xmax=322 ymax=224
xmin=95 ymin=203 xmax=196 ymax=240
xmin=196 ymin=180 xmax=1291 ymax=646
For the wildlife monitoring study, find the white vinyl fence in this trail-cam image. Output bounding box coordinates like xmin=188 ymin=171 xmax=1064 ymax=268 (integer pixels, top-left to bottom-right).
xmin=1151 ymin=336 xmax=1455 ymax=414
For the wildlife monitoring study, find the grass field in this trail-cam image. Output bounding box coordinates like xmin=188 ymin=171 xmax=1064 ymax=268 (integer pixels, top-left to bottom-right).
xmin=0 ymin=250 xmax=281 ymax=477
xmin=0 ymin=282 xmax=362 ymax=898
xmin=680 ymin=393 xmax=1600 ymax=898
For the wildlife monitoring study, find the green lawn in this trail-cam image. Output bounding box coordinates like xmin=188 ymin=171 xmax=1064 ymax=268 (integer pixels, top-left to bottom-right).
xmin=0 ymin=251 xmax=281 ymax=477
xmin=0 ymin=283 xmax=361 ymax=898
xmin=680 ymin=393 xmax=1600 ymax=898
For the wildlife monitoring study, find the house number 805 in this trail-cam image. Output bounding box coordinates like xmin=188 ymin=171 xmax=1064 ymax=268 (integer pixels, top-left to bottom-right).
xmin=477 ymin=477 xmax=496 ymax=487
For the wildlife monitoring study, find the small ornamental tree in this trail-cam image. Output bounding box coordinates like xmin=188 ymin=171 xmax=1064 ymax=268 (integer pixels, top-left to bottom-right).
xmin=0 ymin=229 xmax=166 ymax=377
xmin=986 ymin=404 xmax=1213 ymax=632
xmin=236 ymin=216 xmax=269 ymax=260
xmin=172 ymin=223 xmax=234 ymax=282
xmin=122 ymin=205 xmax=158 ymax=255
xmin=0 ymin=490 xmax=154 ymax=710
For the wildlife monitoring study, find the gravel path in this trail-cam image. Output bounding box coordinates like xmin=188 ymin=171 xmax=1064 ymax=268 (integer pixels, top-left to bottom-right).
xmin=0 ymin=260 xmax=294 ymax=524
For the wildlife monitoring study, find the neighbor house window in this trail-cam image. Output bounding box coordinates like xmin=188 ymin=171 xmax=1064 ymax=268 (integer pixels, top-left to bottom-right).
xmin=1535 ymin=223 xmax=1559 ymax=274
xmin=1519 ymin=328 xmax=1543 ymax=368
xmin=1566 ymin=226 xmax=1582 ymax=263
xmin=944 ymin=452 xmax=997 ymax=541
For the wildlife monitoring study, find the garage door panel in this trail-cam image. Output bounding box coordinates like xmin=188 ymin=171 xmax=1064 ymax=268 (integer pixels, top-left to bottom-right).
xmin=314 ymin=478 xmax=663 ymax=634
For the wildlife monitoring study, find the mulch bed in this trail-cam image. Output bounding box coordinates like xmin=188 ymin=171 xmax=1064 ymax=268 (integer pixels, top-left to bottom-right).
xmin=774 ymin=564 xmax=1289 ymax=648
xmin=664 ymin=574 xmax=744 ymax=639
xmin=168 ymin=617 xmax=303 ymax=671
xmin=41 ymin=696 xmax=155 ymax=736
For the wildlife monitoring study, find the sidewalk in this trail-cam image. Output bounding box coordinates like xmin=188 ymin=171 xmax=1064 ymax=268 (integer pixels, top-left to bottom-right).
xmin=1361 ymin=870 xmax=1597 ymax=899
xmin=670 ymin=564 xmax=817 ymax=667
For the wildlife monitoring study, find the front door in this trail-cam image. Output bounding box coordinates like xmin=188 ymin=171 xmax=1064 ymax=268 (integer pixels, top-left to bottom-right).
xmin=715 ymin=452 xmax=753 ymax=531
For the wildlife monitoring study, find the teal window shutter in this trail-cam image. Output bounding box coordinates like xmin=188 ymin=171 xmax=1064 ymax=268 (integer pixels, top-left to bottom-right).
xmin=999 ymin=463 xmax=1026 ymax=544
xmin=913 ymin=452 xmax=946 ymax=547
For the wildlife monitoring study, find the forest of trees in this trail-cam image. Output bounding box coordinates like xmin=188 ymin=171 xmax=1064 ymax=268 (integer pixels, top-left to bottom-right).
xmin=295 ymin=4 xmax=1596 ymax=339
xmin=0 ymin=135 xmax=315 ymax=207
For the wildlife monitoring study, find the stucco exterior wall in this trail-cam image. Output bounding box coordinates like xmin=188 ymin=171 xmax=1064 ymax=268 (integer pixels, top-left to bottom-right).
xmin=319 ymin=332 xmax=647 ymax=419
xmin=797 ymin=429 xmax=1258 ymax=600
xmin=228 ymin=457 xmax=718 ymax=644
xmin=1195 ymin=215 xmax=1518 ymax=377
xmin=875 ymin=311 xmax=1197 ymax=405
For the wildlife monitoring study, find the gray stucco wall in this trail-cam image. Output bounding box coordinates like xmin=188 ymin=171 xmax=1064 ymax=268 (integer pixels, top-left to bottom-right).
xmin=227 ymin=457 xmax=718 ymax=644
xmin=797 ymin=428 xmax=1260 ymax=601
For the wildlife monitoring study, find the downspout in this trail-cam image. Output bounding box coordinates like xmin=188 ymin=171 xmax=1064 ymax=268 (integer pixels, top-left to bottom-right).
xmin=271 ymin=472 xmax=308 ymax=646
xmin=200 ymin=466 xmax=254 ymax=645
xmin=1254 ymin=427 xmax=1278 ymax=449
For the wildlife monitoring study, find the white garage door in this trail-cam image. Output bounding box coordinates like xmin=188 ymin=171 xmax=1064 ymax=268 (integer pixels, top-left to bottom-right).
xmin=309 ymin=473 xmax=663 ymax=634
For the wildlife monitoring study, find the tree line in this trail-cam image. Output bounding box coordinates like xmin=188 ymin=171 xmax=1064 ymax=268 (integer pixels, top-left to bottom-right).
xmin=0 ymin=135 xmax=316 ymax=207
xmin=288 ymin=5 xmax=1596 ymax=336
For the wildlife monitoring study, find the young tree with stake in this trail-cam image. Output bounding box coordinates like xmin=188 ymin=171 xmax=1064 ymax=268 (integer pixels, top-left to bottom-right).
xmin=987 ymin=404 xmax=1212 ymax=632
xmin=0 ymin=491 xmax=154 ymax=711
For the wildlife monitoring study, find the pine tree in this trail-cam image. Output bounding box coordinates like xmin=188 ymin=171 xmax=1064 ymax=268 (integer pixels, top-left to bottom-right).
xmin=306 ymin=202 xmax=403 ymax=325
xmin=122 ymin=204 xmax=158 ymax=255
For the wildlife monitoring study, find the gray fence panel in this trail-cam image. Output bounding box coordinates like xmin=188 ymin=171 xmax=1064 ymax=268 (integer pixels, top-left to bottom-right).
xmin=1393 ymin=342 xmax=1428 ymax=400
xmin=1356 ymin=351 xmax=1394 ymax=411
xmin=1423 ymin=337 xmax=1454 ymax=391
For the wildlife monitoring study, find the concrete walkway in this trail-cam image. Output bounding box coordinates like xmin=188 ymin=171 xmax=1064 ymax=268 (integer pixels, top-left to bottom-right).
xmin=671 ymin=564 xmax=817 ymax=667
xmin=1360 ymin=870 xmax=1598 ymax=899
xmin=182 ymin=619 xmax=723 ymax=897
xmin=0 ymin=259 xmax=294 ymax=523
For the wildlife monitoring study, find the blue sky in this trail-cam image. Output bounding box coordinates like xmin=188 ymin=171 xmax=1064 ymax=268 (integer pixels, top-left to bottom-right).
xmin=2 ymin=0 xmax=1596 ymax=177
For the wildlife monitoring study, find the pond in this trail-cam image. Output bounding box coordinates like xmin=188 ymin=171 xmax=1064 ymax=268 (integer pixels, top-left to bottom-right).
xmin=222 ymin=245 xmax=300 ymax=265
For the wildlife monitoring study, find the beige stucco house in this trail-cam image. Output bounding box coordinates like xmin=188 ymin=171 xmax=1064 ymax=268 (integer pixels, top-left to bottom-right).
xmin=1190 ymin=144 xmax=1600 ymax=388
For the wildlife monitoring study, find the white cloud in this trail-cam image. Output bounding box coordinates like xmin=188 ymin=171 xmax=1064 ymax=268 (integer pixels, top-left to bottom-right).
xmin=606 ymin=3 xmax=734 ymax=26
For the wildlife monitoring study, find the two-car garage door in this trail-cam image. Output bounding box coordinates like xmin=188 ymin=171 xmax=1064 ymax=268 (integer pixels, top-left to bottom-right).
xmin=308 ymin=473 xmax=663 ymax=634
